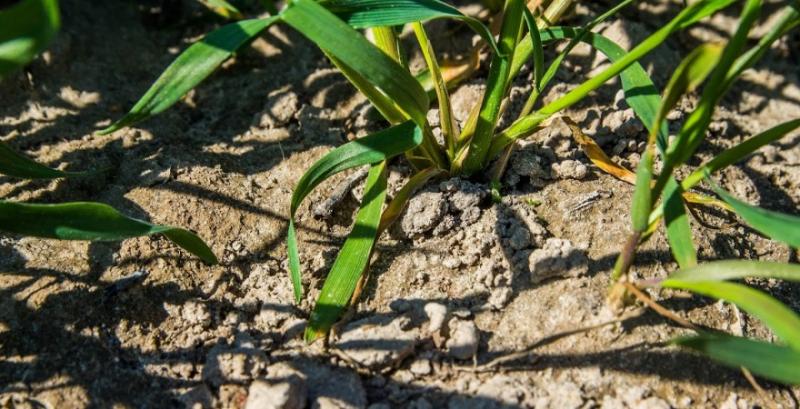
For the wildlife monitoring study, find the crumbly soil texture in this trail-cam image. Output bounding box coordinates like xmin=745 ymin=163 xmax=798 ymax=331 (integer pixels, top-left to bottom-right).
xmin=2 ymin=1 xmax=800 ymax=408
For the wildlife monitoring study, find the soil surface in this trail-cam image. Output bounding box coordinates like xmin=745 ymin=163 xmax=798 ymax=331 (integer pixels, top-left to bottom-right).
xmin=2 ymin=0 xmax=800 ymax=408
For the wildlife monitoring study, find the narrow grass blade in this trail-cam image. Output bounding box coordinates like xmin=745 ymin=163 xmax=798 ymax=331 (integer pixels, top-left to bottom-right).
xmin=521 ymin=8 xmax=544 ymax=94
xmin=0 ymin=141 xmax=82 ymax=179
xmin=0 ymin=0 xmax=59 ymax=79
xmin=490 ymin=28 xmax=666 ymax=159
xmin=667 ymin=260 xmax=800 ymax=283
xmin=320 ymin=0 xmax=500 ymax=55
xmin=461 ymin=0 xmax=524 ymax=174
xmin=100 ymin=17 xmax=278 ymax=134
xmin=517 ymin=0 xmax=636 ymax=116
xmin=370 ymin=26 xmax=404 ymax=65
xmin=650 ymin=42 xmax=723 ymax=146
xmin=0 ymin=200 xmax=217 ymax=264
xmin=637 ymin=43 xmax=721 ymax=268
xmin=674 ymin=334 xmax=800 ymax=385
xmin=305 ymin=162 xmax=388 ymax=342
xmin=661 ymin=279 xmax=800 ymax=349
xmin=682 ymin=118 xmax=800 ymax=190
xmin=656 ymin=0 xmax=762 ymax=195
xmin=709 ymin=179 xmax=800 ymax=248
xmin=495 ymin=0 xmax=736 ymax=158
xmin=287 ymin=122 xmax=422 ymax=302
xmin=724 ymin=5 xmax=799 ymax=90
xmin=413 ymin=23 xmax=458 ymax=157
xmin=662 ymin=177 xmax=697 ymax=268
xmin=630 ymin=150 xmax=653 ymax=233
xmin=324 ymin=51 xmax=408 ymax=125
xmin=282 ymin=0 xmax=429 ymax=126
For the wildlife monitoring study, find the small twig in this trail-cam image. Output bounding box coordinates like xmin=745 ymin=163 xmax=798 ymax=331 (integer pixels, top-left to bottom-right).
xmin=454 ymin=309 xmax=645 ymax=372
xmin=623 ymin=281 xmax=698 ymax=331
xmin=741 ymin=366 xmax=774 ymax=409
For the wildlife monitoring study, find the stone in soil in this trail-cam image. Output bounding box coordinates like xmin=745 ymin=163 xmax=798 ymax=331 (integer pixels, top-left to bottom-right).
xmin=245 ymin=362 xmax=307 ymax=409
xmin=445 ymin=319 xmax=480 ymax=360
xmin=202 ymin=337 xmax=269 ymax=387
xmin=333 ymin=315 xmax=419 ymax=371
xmin=529 ymin=238 xmax=589 ymax=283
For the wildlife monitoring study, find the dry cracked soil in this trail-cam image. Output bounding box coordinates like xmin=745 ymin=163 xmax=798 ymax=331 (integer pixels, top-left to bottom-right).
xmin=1 ymin=0 xmax=800 ymax=408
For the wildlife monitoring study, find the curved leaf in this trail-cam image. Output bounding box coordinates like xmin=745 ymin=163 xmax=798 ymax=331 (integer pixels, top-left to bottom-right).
xmin=709 ymin=179 xmax=800 ymax=248
xmin=667 ymin=260 xmax=800 ymax=283
xmin=682 ymin=118 xmax=800 ymax=190
xmin=320 ymin=0 xmax=500 ymax=55
xmin=490 ymin=28 xmax=667 ymax=159
xmin=101 ymin=16 xmax=279 ymax=134
xmin=661 ymin=279 xmax=800 ymax=349
xmin=281 ymin=0 xmax=429 ymax=125
xmin=0 ymin=0 xmax=59 ymax=79
xmin=674 ymin=333 xmax=800 ymax=385
xmin=287 ymin=121 xmax=422 ymax=301
xmin=0 ymin=200 xmax=217 ymax=264
xmin=496 ymin=0 xmax=736 ymax=158
xmin=305 ymin=161 xmax=387 ymax=342
xmin=0 ymin=141 xmax=82 ymax=179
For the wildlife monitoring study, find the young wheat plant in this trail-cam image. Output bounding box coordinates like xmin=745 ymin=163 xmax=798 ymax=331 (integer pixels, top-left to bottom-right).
xmin=89 ymin=0 xmax=800 ymax=385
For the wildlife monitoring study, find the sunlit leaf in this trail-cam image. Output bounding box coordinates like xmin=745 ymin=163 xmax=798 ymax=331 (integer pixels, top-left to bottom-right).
xmin=667 ymin=259 xmax=800 ymax=283
xmin=461 ymin=0 xmax=524 ymax=174
xmin=496 ymin=0 xmax=736 ymax=158
xmin=662 ymin=178 xmax=696 ymax=268
xmin=661 ymin=279 xmax=800 ymax=349
xmin=287 ymin=121 xmax=423 ymax=302
xmin=682 ymin=118 xmax=800 ymax=190
xmin=709 ymin=179 xmax=800 ymax=248
xmin=320 ymin=0 xmax=500 ymax=55
xmin=198 ymin=0 xmax=243 ymax=19
xmin=0 ymin=0 xmax=59 ymax=79
xmin=101 ymin=17 xmax=279 ymax=134
xmin=282 ymin=0 xmax=429 ymax=125
xmin=305 ymin=162 xmax=387 ymax=342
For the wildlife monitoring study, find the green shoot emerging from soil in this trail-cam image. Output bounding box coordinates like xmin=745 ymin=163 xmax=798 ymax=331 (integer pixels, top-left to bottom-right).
xmin=98 ymin=0 xmax=800 ymax=386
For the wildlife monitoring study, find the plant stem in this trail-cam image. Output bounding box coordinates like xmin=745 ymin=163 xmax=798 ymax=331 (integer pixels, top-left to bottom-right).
xmin=413 ymin=22 xmax=459 ymax=161
xmin=461 ymin=0 xmax=525 ymax=175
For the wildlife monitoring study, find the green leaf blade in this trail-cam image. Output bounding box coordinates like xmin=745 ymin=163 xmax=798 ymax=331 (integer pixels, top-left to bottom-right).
xmin=321 ymin=0 xmax=500 ymax=55
xmin=0 ymin=141 xmax=80 ymax=179
xmin=286 ymin=121 xmax=422 ymax=302
xmin=661 ymin=279 xmax=800 ymax=349
xmin=674 ymin=333 xmax=800 ymax=385
xmin=662 ymin=178 xmax=697 ymax=268
xmin=682 ymin=118 xmax=800 ymax=190
xmin=305 ymin=162 xmax=388 ymax=342
xmin=100 ymin=17 xmax=278 ymax=134
xmin=0 ymin=201 xmax=217 ymax=264
xmin=668 ymin=260 xmax=800 ymax=283
xmin=281 ymin=0 xmax=429 ymax=126
xmin=710 ymin=180 xmax=800 ymax=248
